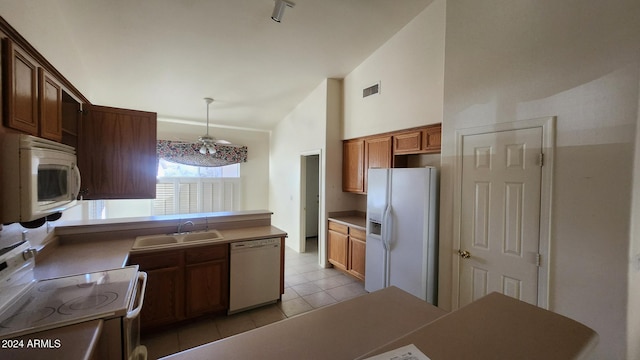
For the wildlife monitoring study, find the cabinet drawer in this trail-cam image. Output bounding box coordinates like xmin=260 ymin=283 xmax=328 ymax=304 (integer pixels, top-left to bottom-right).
xmin=185 ymin=244 xmax=228 ymax=264
xmin=328 ymin=221 xmax=348 ymax=234
xmin=129 ymin=251 xmax=182 ymax=270
xmin=350 ymin=227 xmax=366 ymax=240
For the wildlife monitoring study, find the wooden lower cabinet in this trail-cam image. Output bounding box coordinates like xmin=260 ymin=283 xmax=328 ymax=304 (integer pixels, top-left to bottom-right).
xmin=129 ymin=243 xmax=229 ymax=330
xmin=128 ymin=251 xmax=184 ymax=330
xmin=327 ymin=222 xmax=349 ymax=271
xmin=348 ymin=228 xmax=366 ymax=281
xmin=142 ymin=266 xmax=183 ymax=328
xmin=185 ymin=245 xmax=229 ymax=318
xmin=327 ymin=220 xmax=366 ymax=281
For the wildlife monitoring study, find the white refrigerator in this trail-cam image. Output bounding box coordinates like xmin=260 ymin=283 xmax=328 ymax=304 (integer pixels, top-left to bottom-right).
xmin=365 ymin=167 xmax=438 ymax=304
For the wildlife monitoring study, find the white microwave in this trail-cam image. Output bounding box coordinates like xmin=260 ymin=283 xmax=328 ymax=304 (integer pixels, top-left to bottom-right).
xmin=2 ymin=134 xmax=81 ymax=223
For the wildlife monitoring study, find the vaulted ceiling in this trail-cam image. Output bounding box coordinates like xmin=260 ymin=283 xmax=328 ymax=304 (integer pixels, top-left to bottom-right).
xmin=0 ymin=0 xmax=433 ymax=130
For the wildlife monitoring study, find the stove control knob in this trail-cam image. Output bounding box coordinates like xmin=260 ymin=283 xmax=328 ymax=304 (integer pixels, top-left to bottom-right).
xmin=22 ymin=248 xmax=37 ymax=260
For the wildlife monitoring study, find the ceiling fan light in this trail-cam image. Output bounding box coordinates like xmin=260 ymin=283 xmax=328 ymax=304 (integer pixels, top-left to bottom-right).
xmin=199 ymin=145 xmax=207 ymax=154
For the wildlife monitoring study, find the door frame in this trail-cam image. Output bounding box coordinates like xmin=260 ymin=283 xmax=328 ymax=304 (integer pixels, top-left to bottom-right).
xmin=299 ymin=150 xmax=323 ymax=256
xmin=452 ymin=117 xmax=555 ymax=309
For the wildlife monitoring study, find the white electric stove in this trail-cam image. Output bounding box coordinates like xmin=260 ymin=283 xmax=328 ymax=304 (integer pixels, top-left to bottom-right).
xmin=0 ymin=241 xmax=147 ymax=359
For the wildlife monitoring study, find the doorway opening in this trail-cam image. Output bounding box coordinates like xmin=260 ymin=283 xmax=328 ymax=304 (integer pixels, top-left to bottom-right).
xmin=300 ymin=153 xmax=320 ymax=258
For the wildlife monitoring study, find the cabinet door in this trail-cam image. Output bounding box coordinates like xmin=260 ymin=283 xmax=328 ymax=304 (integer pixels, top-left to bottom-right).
xmin=328 ymin=227 xmax=349 ymax=271
xmin=140 ymin=266 xmax=184 ymax=329
xmin=79 ymin=105 xmax=157 ymax=199
xmin=423 ymin=124 xmax=442 ymax=153
xmin=129 ymin=251 xmax=184 ymax=330
xmin=3 ymin=39 xmax=38 ymax=135
xmin=364 ymin=136 xmax=392 ymax=193
xmin=348 ymin=236 xmax=366 ymax=281
xmin=342 ymin=139 xmax=365 ymax=193
xmin=38 ymin=68 xmax=62 ymax=141
xmin=393 ymin=131 xmax=422 ymax=155
xmin=185 ymin=259 xmax=228 ymax=317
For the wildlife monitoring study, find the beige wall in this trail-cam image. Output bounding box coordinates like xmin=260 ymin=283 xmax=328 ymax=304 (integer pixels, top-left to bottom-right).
xmin=0 ymin=1 xmax=93 ymax=99
xmin=270 ymin=80 xmax=328 ymax=253
xmin=158 ymin=120 xmax=270 ymax=211
xmin=269 ymin=79 xmax=360 ymax=261
xmin=440 ymin=0 xmax=640 ymax=358
xmin=343 ymin=0 xmax=445 ymax=139
xmin=630 ymin=71 xmax=640 ymax=358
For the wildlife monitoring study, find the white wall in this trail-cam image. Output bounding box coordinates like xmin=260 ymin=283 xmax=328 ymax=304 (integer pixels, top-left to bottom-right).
xmin=440 ymin=0 xmax=640 ymax=358
xmin=270 ymin=80 xmax=329 ymax=253
xmin=157 ymin=121 xmax=270 ymax=211
xmin=343 ymin=0 xmax=446 ymax=139
xmin=269 ymin=79 xmax=359 ymax=260
xmin=629 ymin=69 xmax=640 ymax=359
xmin=0 ymin=1 xmax=93 ymax=99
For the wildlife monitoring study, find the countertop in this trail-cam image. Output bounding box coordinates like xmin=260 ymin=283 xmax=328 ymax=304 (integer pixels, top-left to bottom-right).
xmin=328 ymin=211 xmax=366 ymax=229
xmin=34 ymin=237 xmax=135 ymax=280
xmin=162 ymin=288 xmax=597 ymax=360
xmin=161 ymin=286 xmax=447 ymax=360
xmin=358 ymin=292 xmax=598 ymax=359
xmin=34 ymin=225 xmax=287 ymax=279
xmin=14 ymin=220 xmax=287 ymax=358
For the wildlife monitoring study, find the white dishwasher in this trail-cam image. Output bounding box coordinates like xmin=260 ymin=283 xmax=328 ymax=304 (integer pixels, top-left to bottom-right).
xmin=229 ymin=238 xmax=281 ymax=314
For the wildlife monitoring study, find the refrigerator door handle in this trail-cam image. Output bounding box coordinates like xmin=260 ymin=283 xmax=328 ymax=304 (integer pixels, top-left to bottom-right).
xmin=382 ymin=204 xmax=392 ymax=251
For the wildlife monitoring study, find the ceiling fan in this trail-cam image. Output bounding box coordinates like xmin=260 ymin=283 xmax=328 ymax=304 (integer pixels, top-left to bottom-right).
xmin=198 ymin=97 xmax=230 ymax=154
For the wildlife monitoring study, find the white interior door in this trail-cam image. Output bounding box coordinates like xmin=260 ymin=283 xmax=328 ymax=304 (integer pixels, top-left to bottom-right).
xmin=458 ymin=127 xmax=543 ymax=306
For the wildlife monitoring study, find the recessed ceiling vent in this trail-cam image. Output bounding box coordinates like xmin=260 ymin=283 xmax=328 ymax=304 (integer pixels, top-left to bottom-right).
xmin=363 ymin=82 xmax=380 ymax=98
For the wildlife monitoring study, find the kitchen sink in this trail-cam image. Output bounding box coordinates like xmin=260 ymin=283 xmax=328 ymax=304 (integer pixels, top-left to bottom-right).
xmin=182 ymin=230 xmax=223 ymax=242
xmin=133 ymin=236 xmax=178 ymax=248
xmin=132 ymin=229 xmax=224 ymax=249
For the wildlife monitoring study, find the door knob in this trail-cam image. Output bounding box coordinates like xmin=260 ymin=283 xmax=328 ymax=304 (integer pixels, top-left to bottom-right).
xmin=458 ymin=250 xmax=471 ymax=259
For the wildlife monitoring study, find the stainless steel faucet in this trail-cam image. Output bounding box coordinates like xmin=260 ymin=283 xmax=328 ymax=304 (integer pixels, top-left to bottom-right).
xmin=177 ymin=220 xmax=194 ymax=234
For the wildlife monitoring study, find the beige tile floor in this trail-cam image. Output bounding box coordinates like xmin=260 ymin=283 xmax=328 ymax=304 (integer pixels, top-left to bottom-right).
xmin=142 ymin=238 xmax=367 ymax=359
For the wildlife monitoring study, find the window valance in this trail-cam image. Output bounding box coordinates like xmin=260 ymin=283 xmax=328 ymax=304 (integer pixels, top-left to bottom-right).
xmin=157 ymin=140 xmax=248 ymax=167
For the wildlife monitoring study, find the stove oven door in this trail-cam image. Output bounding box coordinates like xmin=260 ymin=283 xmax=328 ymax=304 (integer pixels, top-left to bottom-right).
xmin=97 ymin=271 xmax=147 ymax=360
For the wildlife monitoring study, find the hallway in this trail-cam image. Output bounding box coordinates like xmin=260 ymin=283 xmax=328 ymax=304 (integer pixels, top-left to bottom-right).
xmin=143 ymin=238 xmax=367 ymax=359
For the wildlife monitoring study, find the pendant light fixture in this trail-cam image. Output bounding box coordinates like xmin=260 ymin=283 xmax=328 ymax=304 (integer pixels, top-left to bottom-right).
xmin=199 ymin=97 xmax=218 ymax=154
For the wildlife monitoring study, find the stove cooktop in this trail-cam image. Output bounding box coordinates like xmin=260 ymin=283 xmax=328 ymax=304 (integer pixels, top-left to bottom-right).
xmin=0 ymin=266 xmax=139 ymax=338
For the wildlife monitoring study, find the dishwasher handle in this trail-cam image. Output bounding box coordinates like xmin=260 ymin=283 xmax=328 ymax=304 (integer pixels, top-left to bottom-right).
xmin=230 ymin=239 xmax=281 ymax=250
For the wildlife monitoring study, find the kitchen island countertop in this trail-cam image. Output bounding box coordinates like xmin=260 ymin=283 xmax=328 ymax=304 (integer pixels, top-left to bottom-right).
xmin=161 ymin=286 xmax=447 ymax=360
xmin=162 ymin=287 xmax=597 ymax=360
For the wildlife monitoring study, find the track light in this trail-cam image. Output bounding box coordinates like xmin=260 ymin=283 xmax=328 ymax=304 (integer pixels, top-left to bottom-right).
xmin=272 ymin=0 xmax=294 ymax=23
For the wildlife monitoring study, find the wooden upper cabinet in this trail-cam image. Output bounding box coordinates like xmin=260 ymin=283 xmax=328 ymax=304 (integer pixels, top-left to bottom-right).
xmin=423 ymin=124 xmax=442 ymax=153
xmin=79 ymin=105 xmax=157 ymax=199
xmin=342 ymin=139 xmax=365 ymax=193
xmin=3 ymin=39 xmax=64 ymax=142
xmin=3 ymin=39 xmax=38 ymax=135
xmin=364 ymin=136 xmax=392 ymax=192
xmin=342 ymin=124 xmax=441 ymax=194
xmin=394 ymin=130 xmax=423 ymax=154
xmin=365 ymin=136 xmax=392 ymax=168
xmin=38 ymin=68 xmax=62 ymax=141
xmin=394 ymin=124 xmax=441 ymax=155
